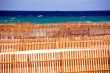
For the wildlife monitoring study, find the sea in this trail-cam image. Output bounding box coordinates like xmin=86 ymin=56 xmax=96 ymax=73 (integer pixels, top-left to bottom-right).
xmin=0 ymin=11 xmax=110 ymax=24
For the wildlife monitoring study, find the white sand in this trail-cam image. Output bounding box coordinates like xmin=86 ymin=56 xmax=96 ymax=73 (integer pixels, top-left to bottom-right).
xmin=0 ymin=48 xmax=108 ymax=55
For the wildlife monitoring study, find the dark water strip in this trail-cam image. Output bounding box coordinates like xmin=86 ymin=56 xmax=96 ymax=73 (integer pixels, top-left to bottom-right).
xmin=0 ymin=11 xmax=110 ymax=16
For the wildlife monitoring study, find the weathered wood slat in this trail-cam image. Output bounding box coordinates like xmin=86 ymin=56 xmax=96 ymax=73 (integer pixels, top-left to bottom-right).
xmin=0 ymin=22 xmax=110 ymax=73
xmin=0 ymin=49 xmax=110 ymax=73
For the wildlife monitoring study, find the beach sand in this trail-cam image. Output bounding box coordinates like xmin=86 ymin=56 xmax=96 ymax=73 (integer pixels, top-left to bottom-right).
xmin=0 ymin=22 xmax=110 ymax=38
xmin=0 ymin=22 xmax=110 ymax=51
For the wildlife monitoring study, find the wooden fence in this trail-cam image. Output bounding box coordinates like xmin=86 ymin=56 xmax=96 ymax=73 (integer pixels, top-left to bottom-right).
xmin=0 ymin=22 xmax=110 ymax=73
xmin=0 ymin=48 xmax=110 ymax=73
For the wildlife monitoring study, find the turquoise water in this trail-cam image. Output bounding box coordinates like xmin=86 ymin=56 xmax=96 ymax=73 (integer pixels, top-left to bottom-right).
xmin=0 ymin=16 xmax=110 ymax=24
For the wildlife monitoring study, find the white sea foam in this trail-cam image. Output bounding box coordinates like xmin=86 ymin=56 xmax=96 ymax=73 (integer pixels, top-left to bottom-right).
xmin=10 ymin=17 xmax=16 ymax=20
xmin=37 ymin=15 xmax=43 ymax=17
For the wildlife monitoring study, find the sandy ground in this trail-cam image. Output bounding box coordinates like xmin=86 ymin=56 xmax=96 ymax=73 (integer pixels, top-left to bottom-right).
xmin=0 ymin=22 xmax=110 ymax=52
xmin=0 ymin=22 xmax=110 ymax=39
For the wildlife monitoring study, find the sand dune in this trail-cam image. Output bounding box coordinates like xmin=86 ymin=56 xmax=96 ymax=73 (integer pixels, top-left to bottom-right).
xmin=0 ymin=22 xmax=110 ymax=39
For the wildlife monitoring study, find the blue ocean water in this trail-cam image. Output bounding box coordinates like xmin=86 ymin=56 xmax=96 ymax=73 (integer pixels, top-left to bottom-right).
xmin=0 ymin=16 xmax=110 ymax=24
xmin=0 ymin=11 xmax=110 ymax=23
